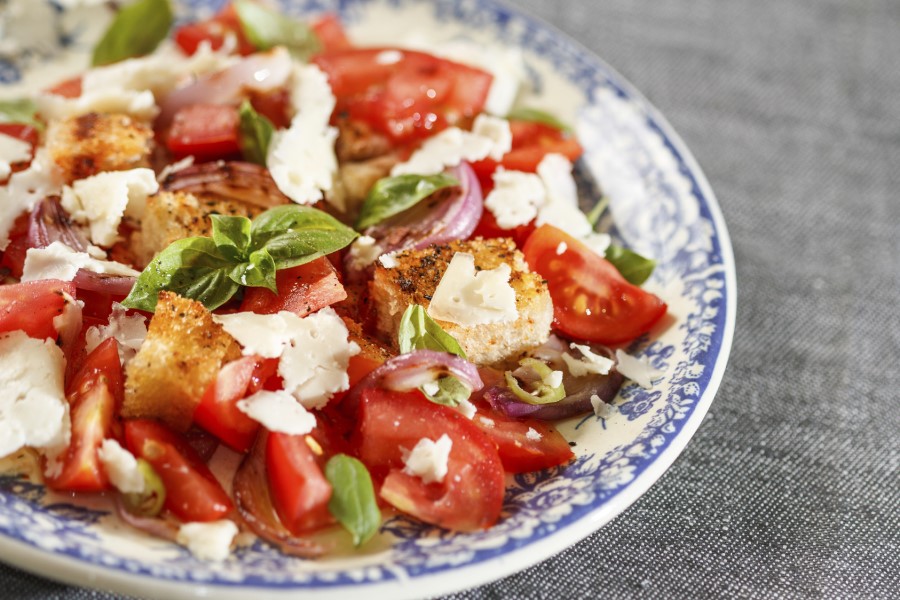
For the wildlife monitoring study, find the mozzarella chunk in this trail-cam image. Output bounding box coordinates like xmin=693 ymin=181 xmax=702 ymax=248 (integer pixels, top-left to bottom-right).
xmin=0 ymin=132 xmax=33 ymax=180
xmin=391 ymin=115 xmax=512 ymax=176
xmin=21 ymin=241 xmax=140 ymax=282
xmin=85 ymin=302 xmax=148 ymax=365
xmin=0 ymin=149 xmax=62 ymax=250
xmin=61 ymin=168 xmax=158 ymax=246
xmin=214 ymin=308 xmax=360 ymax=409
xmin=525 ymin=427 xmax=542 ymax=441
xmin=402 ymin=434 xmax=452 ymax=484
xmin=483 ymin=169 xmax=545 ymax=229
xmin=347 ymin=235 xmax=383 ymax=271
xmin=615 ymin=349 xmax=664 ymax=389
xmin=176 ymin=520 xmax=239 ymax=562
xmin=562 ymin=343 xmax=615 ymax=377
xmin=97 ymin=439 xmax=145 ymax=494
xmin=0 ymin=331 xmax=70 ymax=460
xmin=236 ymin=390 xmax=316 ymax=435
xmin=427 ymin=252 xmax=518 ymax=326
xmin=288 ymin=63 xmax=336 ymax=129
xmin=454 ymin=397 xmax=477 ymax=419
xmin=591 ymin=394 xmax=619 ymax=419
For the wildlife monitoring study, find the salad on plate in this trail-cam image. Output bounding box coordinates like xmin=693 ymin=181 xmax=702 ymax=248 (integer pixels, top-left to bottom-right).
xmin=0 ymin=0 xmax=670 ymax=562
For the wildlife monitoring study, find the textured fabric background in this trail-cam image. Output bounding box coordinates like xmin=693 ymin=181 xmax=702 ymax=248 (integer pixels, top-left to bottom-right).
xmin=2 ymin=0 xmax=898 ymax=598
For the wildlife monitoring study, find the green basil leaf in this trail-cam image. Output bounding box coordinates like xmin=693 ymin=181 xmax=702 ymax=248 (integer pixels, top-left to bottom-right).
xmin=506 ymin=106 xmax=572 ymax=133
xmin=398 ymin=304 xmax=466 ymax=358
xmin=585 ymin=196 xmax=610 ymax=231
xmin=238 ymin=100 xmax=275 ymax=166
xmin=211 ymin=214 xmax=252 ymax=260
xmin=251 ymin=205 xmax=358 ymax=269
xmin=234 ymin=0 xmax=320 ymax=59
xmin=122 ymin=237 xmax=240 ymax=312
xmin=325 ymin=454 xmax=381 ymax=547
xmin=92 ymin=0 xmax=173 ymax=66
xmin=604 ymin=244 xmax=656 ymax=286
xmin=230 ymin=248 xmax=277 ymax=293
xmin=0 ymin=99 xmax=44 ymax=131
xmin=356 ymin=174 xmax=459 ymax=230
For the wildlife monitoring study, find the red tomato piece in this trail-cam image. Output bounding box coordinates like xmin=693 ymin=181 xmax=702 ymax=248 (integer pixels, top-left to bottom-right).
xmin=124 ymin=419 xmax=234 ymax=522
xmin=166 ymin=103 xmax=241 ymax=161
xmin=470 ymin=403 xmax=573 ymax=473
xmin=45 ymin=338 xmax=123 ymax=492
xmin=45 ymin=76 xmax=82 ymax=98
xmin=193 ymin=355 xmax=278 ymax=453
xmin=247 ymin=87 xmax=293 ymax=129
xmin=266 ymin=430 xmax=334 ymax=535
xmin=173 ymin=3 xmax=255 ymax=56
xmin=355 ymin=387 xmax=505 ymax=531
xmin=311 ymin=14 xmax=352 ymax=53
xmin=312 ymin=48 xmax=492 ymax=143
xmin=0 ymin=279 xmax=77 ymax=341
xmin=239 ymin=257 xmax=347 ymax=317
xmin=0 ymin=212 xmax=30 ymax=278
xmin=472 ymin=209 xmax=536 ymax=248
xmin=523 ymin=225 xmax=667 ymax=344
xmin=0 ymin=124 xmax=39 ymax=180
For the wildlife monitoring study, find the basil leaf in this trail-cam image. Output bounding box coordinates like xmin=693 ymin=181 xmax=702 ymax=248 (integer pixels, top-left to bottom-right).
xmin=506 ymin=106 xmax=572 ymax=133
xmin=251 ymin=205 xmax=358 ymax=269
xmin=92 ymin=0 xmax=173 ymax=66
xmin=211 ymin=214 xmax=252 ymax=260
xmin=398 ymin=304 xmax=466 ymax=358
xmin=0 ymin=99 xmax=43 ymax=131
xmin=605 ymin=244 xmax=656 ymax=285
xmin=325 ymin=454 xmax=381 ymax=547
xmin=122 ymin=237 xmax=240 ymax=312
xmin=234 ymin=0 xmax=320 ymax=59
xmin=428 ymin=376 xmax=472 ymax=407
xmin=230 ymin=248 xmax=277 ymax=293
xmin=585 ymin=196 xmax=610 ymax=231
xmin=238 ymin=100 xmax=275 ymax=166
xmin=356 ymin=174 xmax=459 ymax=230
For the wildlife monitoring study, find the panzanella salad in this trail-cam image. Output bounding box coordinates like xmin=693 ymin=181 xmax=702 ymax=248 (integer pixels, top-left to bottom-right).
xmin=0 ymin=0 xmax=668 ymax=561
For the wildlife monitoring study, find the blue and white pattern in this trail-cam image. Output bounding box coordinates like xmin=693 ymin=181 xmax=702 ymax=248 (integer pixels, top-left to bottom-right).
xmin=0 ymin=0 xmax=734 ymax=597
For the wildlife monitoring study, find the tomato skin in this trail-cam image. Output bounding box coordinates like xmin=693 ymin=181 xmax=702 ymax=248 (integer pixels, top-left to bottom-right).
xmin=166 ymin=103 xmax=241 ymax=161
xmin=173 ymin=3 xmax=255 ymax=56
xmin=44 ymin=338 xmax=123 ymax=492
xmin=312 ymin=48 xmax=492 ymax=144
xmin=523 ymin=225 xmax=667 ymax=345
xmin=239 ymin=258 xmax=347 ymax=317
xmin=0 ymin=280 xmax=78 ymax=341
xmin=193 ymin=356 xmax=278 ymax=453
xmin=265 ymin=431 xmax=334 ymax=535
xmin=45 ymin=76 xmax=83 ymax=98
xmin=355 ymin=388 xmax=505 ymax=531
xmin=470 ymin=403 xmax=574 ymax=473
xmin=124 ymin=419 xmax=234 ymax=522
xmin=0 ymin=212 xmax=30 ymax=278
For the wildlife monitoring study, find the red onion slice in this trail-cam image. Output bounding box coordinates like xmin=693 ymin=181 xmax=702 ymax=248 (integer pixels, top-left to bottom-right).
xmin=161 ymin=161 xmax=292 ymax=208
xmin=484 ymin=371 xmax=624 ymax=420
xmin=71 ymin=270 xmax=135 ymax=296
xmin=27 ymin=196 xmax=89 ymax=252
xmin=114 ymin=495 xmax=179 ymax=543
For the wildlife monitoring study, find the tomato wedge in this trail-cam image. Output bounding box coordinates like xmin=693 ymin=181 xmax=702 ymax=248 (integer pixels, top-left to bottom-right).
xmin=313 ymin=48 xmax=492 ymax=143
xmin=239 ymin=258 xmax=347 ymax=317
xmin=124 ymin=419 xmax=234 ymax=522
xmin=193 ymin=355 xmax=278 ymax=453
xmin=0 ymin=279 xmax=78 ymax=341
xmin=44 ymin=338 xmax=123 ymax=492
xmin=166 ymin=103 xmax=241 ymax=161
xmin=355 ymin=388 xmax=504 ymax=531
xmin=266 ymin=430 xmax=334 ymax=535
xmin=470 ymin=403 xmax=574 ymax=473
xmin=311 ymin=14 xmax=352 ymax=53
xmin=523 ymin=225 xmax=667 ymax=344
xmin=173 ymin=3 xmax=255 ymax=56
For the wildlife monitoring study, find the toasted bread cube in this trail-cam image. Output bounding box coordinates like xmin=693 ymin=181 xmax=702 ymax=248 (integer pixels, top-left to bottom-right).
xmin=135 ymin=191 xmax=266 ymax=266
xmin=46 ymin=112 xmax=153 ymax=184
xmin=122 ymin=292 xmax=241 ymax=431
xmin=370 ymin=238 xmax=553 ymax=367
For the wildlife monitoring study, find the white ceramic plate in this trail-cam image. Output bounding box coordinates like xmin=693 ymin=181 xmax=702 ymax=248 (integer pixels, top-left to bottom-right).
xmin=0 ymin=1 xmax=735 ymax=598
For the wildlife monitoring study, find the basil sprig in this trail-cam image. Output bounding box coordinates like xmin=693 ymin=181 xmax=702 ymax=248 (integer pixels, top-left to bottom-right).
xmin=234 ymin=0 xmax=321 ymax=59
xmin=238 ymin=100 xmax=275 ymax=166
xmin=325 ymin=454 xmax=381 ymax=547
xmin=0 ymin=99 xmax=44 ymax=131
xmin=506 ymin=106 xmax=572 ymax=133
xmin=604 ymin=245 xmax=656 ymax=286
xmin=92 ymin=0 xmax=173 ymax=66
xmin=123 ymin=205 xmax=358 ymax=312
xmin=398 ymin=305 xmax=470 ymax=407
xmin=355 ymin=173 xmax=459 ymax=230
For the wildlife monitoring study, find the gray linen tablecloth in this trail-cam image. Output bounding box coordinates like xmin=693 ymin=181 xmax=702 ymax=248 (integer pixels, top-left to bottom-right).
xmin=2 ymin=0 xmax=898 ymax=598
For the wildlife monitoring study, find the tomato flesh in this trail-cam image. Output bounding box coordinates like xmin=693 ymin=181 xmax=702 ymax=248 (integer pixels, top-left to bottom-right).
xmin=166 ymin=103 xmax=241 ymax=161
xmin=124 ymin=419 xmax=234 ymax=522
xmin=523 ymin=225 xmax=667 ymax=344
xmin=0 ymin=212 xmax=30 ymax=278
xmin=0 ymin=280 xmax=77 ymax=341
xmin=311 ymin=14 xmax=352 ymax=53
xmin=239 ymin=257 xmax=347 ymax=316
xmin=173 ymin=3 xmax=255 ymax=56
xmin=266 ymin=430 xmax=334 ymax=535
xmin=355 ymin=387 xmax=504 ymax=531
xmin=470 ymin=402 xmax=574 ymax=473
xmin=44 ymin=338 xmax=123 ymax=492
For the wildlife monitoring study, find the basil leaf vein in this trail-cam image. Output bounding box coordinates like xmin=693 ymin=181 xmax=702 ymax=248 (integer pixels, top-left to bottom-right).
xmin=234 ymin=0 xmax=320 ymax=59
xmin=92 ymin=0 xmax=174 ymax=66
xmin=604 ymin=244 xmax=656 ymax=286
xmin=356 ymin=174 xmax=459 ymax=230
xmin=238 ymin=100 xmax=275 ymax=166
xmin=325 ymin=454 xmax=381 ymax=547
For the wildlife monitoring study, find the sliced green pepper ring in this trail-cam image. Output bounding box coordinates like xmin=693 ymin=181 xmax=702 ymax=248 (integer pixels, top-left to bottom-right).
xmin=504 ymin=358 xmax=566 ymax=405
xmin=121 ymin=459 xmax=166 ymax=517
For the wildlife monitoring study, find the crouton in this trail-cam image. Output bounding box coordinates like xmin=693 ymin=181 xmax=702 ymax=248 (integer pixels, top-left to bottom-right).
xmin=45 ymin=112 xmax=153 ymax=184
xmin=135 ymin=191 xmax=266 ymax=266
xmin=122 ymin=291 xmax=241 ymax=431
xmin=369 ymin=238 xmax=553 ymax=367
